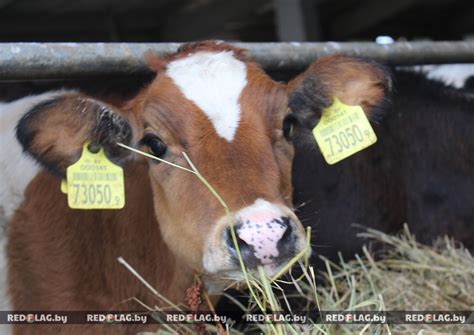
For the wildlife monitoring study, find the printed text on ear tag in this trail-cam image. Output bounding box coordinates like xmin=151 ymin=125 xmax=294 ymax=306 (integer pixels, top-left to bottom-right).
xmin=312 ymin=97 xmax=377 ymax=165
xmin=65 ymin=142 xmax=125 ymax=209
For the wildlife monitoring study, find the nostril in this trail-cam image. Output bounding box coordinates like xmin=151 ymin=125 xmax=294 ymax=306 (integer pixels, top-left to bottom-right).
xmin=279 ymin=219 xmax=293 ymax=244
xmin=275 ymin=217 xmax=296 ymax=257
xmin=227 ymin=224 xmax=250 ymax=250
xmin=227 ymin=224 xmax=252 ymax=251
xmin=227 ymin=224 xmax=258 ymax=266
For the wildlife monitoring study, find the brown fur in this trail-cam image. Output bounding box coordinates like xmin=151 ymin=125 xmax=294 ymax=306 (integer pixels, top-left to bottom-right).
xmin=8 ymin=163 xmax=183 ymax=334
xmin=7 ymin=42 xmax=390 ymax=334
xmin=287 ymin=54 xmax=390 ymax=116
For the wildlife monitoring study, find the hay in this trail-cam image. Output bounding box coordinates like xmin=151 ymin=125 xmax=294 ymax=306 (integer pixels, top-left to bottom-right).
xmin=121 ymin=225 xmax=474 ymax=334
xmin=222 ymin=225 xmax=474 ymax=334
xmin=310 ymin=225 xmax=474 ymax=334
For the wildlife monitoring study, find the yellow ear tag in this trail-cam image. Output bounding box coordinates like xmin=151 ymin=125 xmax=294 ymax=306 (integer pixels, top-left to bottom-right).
xmin=312 ymin=97 xmax=377 ymax=165
xmin=65 ymin=142 xmax=125 ymax=209
xmin=60 ymin=179 xmax=68 ymax=194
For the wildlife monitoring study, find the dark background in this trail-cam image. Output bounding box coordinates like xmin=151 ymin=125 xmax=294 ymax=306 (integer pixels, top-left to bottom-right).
xmin=0 ymin=0 xmax=472 ymax=42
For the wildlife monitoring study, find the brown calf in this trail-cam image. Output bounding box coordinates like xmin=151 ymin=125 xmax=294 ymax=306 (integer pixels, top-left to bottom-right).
xmin=7 ymin=41 xmax=390 ymax=334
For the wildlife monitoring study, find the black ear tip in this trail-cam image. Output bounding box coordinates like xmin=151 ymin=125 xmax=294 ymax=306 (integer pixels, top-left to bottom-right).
xmin=16 ymin=108 xmax=35 ymax=152
xmin=15 ymin=98 xmax=61 ymax=152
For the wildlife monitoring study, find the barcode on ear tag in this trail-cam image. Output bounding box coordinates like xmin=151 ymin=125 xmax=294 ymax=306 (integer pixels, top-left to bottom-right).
xmin=312 ymin=97 xmax=377 ymax=165
xmin=64 ymin=142 xmax=125 ymax=209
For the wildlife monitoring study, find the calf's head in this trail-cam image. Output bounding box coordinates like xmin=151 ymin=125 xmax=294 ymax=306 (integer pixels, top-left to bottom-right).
xmin=16 ymin=42 xmax=390 ymax=283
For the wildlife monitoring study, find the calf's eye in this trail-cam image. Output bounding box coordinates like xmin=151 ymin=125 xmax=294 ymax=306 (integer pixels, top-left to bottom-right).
xmin=143 ymin=135 xmax=168 ymax=157
xmin=282 ymin=115 xmax=295 ymax=140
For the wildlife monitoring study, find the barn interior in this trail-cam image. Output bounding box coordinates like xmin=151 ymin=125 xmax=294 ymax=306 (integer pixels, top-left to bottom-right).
xmin=0 ymin=0 xmax=472 ymax=42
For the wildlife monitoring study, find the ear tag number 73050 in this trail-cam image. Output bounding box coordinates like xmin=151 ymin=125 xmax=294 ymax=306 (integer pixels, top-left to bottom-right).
xmin=62 ymin=142 xmax=125 ymax=209
xmin=312 ymin=97 xmax=377 ymax=165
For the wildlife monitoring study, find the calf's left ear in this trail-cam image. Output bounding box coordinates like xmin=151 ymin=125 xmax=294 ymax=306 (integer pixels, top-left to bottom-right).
xmin=287 ymin=55 xmax=392 ymax=129
xmin=16 ymin=93 xmax=136 ymax=176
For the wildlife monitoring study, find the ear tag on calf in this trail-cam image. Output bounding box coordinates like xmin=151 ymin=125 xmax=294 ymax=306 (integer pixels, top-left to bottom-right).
xmin=312 ymin=97 xmax=377 ymax=165
xmin=64 ymin=142 xmax=125 ymax=209
xmin=60 ymin=179 xmax=68 ymax=194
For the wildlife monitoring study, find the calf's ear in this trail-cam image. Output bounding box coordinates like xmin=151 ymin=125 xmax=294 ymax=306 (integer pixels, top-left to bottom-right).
xmin=16 ymin=93 xmax=136 ymax=175
xmin=287 ymin=55 xmax=392 ymax=129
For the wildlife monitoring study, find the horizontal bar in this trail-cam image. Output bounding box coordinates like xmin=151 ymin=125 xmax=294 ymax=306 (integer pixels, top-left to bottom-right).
xmin=1 ymin=41 xmax=474 ymax=79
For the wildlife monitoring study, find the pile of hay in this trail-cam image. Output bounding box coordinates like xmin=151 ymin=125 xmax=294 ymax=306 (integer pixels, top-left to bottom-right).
xmin=141 ymin=225 xmax=473 ymax=334
xmin=309 ymin=225 xmax=474 ymax=334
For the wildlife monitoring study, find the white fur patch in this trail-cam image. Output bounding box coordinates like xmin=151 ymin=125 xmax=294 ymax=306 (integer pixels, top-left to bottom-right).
xmin=0 ymin=90 xmax=75 ymax=224
xmin=166 ymin=51 xmax=248 ymax=142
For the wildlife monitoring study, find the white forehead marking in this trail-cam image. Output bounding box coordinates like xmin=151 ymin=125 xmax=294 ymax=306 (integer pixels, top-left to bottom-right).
xmin=166 ymin=51 xmax=248 ymax=142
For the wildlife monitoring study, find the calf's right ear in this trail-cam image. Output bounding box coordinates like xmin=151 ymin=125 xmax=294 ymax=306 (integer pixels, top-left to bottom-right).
xmin=287 ymin=55 xmax=392 ymax=129
xmin=16 ymin=93 xmax=135 ymax=175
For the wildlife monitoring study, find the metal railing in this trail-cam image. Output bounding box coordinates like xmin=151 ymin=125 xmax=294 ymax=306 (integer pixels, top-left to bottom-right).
xmin=1 ymin=41 xmax=474 ymax=79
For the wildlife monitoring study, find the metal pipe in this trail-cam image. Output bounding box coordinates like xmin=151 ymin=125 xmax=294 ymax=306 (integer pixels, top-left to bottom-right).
xmin=1 ymin=41 xmax=474 ymax=79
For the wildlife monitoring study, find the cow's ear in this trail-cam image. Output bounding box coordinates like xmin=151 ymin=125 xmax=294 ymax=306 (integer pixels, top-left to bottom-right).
xmin=16 ymin=93 xmax=136 ymax=175
xmin=287 ymin=55 xmax=392 ymax=129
